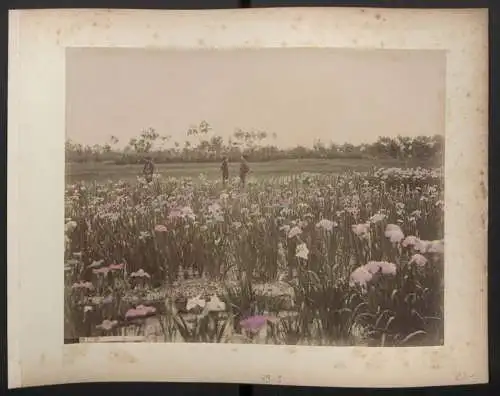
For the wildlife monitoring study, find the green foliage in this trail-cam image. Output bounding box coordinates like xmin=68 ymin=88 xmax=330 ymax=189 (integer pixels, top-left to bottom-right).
xmin=66 ymin=123 xmax=444 ymax=166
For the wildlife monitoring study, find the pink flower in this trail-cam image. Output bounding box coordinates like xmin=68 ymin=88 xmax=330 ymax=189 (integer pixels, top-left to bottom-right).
xmin=108 ymin=263 xmax=124 ymax=271
xmin=349 ymin=266 xmax=373 ymax=288
xmin=364 ymin=261 xmax=381 ymax=274
xmin=378 ymin=261 xmax=397 ymax=275
xmin=409 ymin=254 xmax=428 ymax=267
xmin=154 ymin=224 xmax=168 ymax=232
xmin=125 ymin=305 xmax=157 ymax=320
xmin=385 ymin=224 xmax=405 ymax=243
xmin=359 ymin=261 xmax=397 ymax=277
xmin=402 ymin=236 xmax=419 ymax=248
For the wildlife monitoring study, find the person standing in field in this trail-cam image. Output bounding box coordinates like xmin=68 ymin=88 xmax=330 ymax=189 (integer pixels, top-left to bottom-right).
xmin=143 ymin=156 xmax=155 ymax=183
xmin=239 ymin=155 xmax=250 ymax=187
xmin=220 ymin=156 xmax=229 ymax=186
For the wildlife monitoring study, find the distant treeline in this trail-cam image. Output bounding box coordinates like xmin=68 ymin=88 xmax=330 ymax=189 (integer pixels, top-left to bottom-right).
xmin=66 ymin=121 xmax=444 ymax=166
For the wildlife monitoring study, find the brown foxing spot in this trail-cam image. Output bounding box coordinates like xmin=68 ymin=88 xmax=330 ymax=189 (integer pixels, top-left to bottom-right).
xmin=479 ymin=180 xmax=487 ymax=200
xmin=109 ymin=349 xmax=137 ymax=364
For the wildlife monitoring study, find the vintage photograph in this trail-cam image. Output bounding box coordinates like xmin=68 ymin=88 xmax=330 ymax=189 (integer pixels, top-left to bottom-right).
xmin=64 ymin=47 xmax=445 ymax=347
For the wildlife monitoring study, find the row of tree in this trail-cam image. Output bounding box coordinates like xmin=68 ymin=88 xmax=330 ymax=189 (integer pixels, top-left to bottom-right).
xmin=65 ymin=121 xmax=444 ymax=165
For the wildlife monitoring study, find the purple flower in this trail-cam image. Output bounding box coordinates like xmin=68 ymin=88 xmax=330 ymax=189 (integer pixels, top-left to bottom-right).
xmin=108 ymin=263 xmax=125 ymax=271
xmin=240 ymin=315 xmax=270 ymax=333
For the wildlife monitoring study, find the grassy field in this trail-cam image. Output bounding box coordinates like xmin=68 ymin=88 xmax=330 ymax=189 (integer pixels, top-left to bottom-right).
xmin=66 ymin=158 xmax=430 ymax=183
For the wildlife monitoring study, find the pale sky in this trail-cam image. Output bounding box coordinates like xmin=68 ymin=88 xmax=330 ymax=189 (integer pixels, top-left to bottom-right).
xmin=66 ymin=48 xmax=445 ymax=149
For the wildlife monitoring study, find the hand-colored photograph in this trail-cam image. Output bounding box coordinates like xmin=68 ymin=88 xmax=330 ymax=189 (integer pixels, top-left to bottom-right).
xmin=64 ymin=47 xmax=445 ymax=346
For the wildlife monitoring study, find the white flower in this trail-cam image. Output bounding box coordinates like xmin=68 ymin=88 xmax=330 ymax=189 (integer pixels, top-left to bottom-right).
xmin=428 ymin=240 xmax=444 ymax=254
xmin=352 ymin=223 xmax=370 ymax=237
xmin=315 ymin=219 xmax=336 ymax=231
xmin=409 ymin=254 xmax=428 ymax=267
xmin=205 ymin=295 xmax=226 ymax=312
xmin=208 ymin=202 xmax=222 ymax=214
xmin=288 ymin=226 xmax=303 ymax=239
xmin=130 ymin=269 xmax=151 ymax=278
xmin=280 ymin=225 xmax=291 ymax=234
xmin=139 ymin=231 xmax=151 ymax=240
xmin=369 ymin=213 xmax=386 ymax=223
xmin=280 ymin=207 xmax=292 ymax=217
xmin=186 ymin=295 xmax=206 ymax=311
xmin=65 ymin=220 xmax=77 ymax=234
xmin=411 ymin=210 xmax=422 ymax=218
xmin=97 ymin=319 xmax=118 ymax=331
xmin=414 ymin=239 xmax=431 ymax=253
xmin=295 ymin=243 xmax=309 ymax=260
xmin=181 ymin=206 xmax=196 ymax=220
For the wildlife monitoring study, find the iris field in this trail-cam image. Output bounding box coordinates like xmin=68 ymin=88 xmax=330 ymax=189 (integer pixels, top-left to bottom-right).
xmin=65 ymin=164 xmax=444 ymax=346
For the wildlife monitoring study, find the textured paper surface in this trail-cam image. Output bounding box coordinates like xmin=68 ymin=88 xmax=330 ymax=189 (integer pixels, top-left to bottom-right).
xmin=8 ymin=7 xmax=488 ymax=389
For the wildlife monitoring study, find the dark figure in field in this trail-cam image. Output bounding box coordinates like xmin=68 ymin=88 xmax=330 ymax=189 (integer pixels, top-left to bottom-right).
xmin=239 ymin=155 xmax=250 ymax=186
xmin=143 ymin=157 xmax=155 ymax=183
xmin=220 ymin=156 xmax=229 ymax=186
